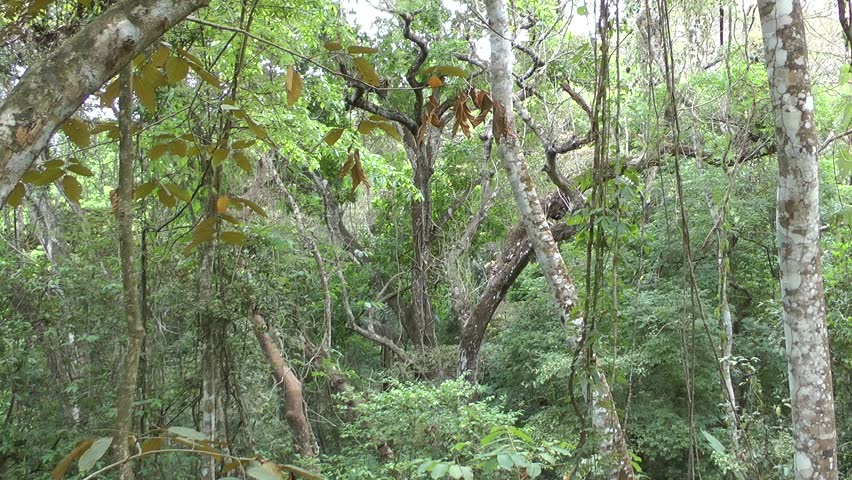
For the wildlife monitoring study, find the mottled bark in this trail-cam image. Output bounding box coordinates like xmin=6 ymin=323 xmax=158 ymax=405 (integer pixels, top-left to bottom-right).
xmin=251 ymin=312 xmax=316 ymax=456
xmin=0 ymin=0 xmax=209 ymax=206
xmin=113 ymin=64 xmax=144 ymax=480
xmin=758 ymin=1 xmax=838 ymax=478
xmin=485 ymin=0 xmax=634 ymax=477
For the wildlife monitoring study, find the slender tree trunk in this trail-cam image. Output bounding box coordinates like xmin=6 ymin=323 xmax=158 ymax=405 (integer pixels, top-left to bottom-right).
xmin=0 ymin=0 xmax=209 ymax=205
xmin=758 ymin=1 xmax=838 ymax=478
xmin=113 ymin=64 xmax=144 ymax=480
xmin=484 ymin=1 xmax=634 ymax=477
xmin=251 ymin=311 xmax=316 ymax=456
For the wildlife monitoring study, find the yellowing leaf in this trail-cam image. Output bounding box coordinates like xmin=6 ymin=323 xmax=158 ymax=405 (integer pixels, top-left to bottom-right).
xmin=233 ymin=151 xmax=252 ymax=172
xmin=6 ymin=183 xmax=25 ymax=208
xmin=156 ymin=187 xmax=176 ymax=208
xmin=162 ymin=182 xmax=191 ymax=203
xmin=44 ymin=159 xmax=65 ymax=169
xmin=134 ymin=181 xmax=157 ymax=200
xmin=192 ymin=218 xmax=217 ymax=243
xmin=29 ymin=168 xmax=64 ymax=186
xmin=141 ymin=437 xmax=164 ymax=454
xmin=168 ymin=140 xmax=188 ymax=157
xmin=376 ymin=122 xmax=401 ymax=141
xmin=358 ymin=121 xmax=378 ymax=135
xmin=67 ymin=163 xmax=94 ymax=177
xmin=220 ymin=231 xmax=246 ymax=246
xmin=353 ymin=57 xmax=380 ymax=86
xmin=189 ymin=62 xmax=222 ymax=88
xmin=52 ymin=439 xmax=94 ymax=480
xmin=235 ymin=197 xmax=266 ymax=217
xmin=323 ymin=128 xmax=344 ymax=146
xmin=232 ymin=139 xmax=256 ymax=149
xmin=220 ymin=213 xmax=241 ymax=225
xmin=427 ymin=76 xmax=443 ymax=88
xmin=434 ymin=65 xmax=468 ymax=78
xmin=62 ymin=175 xmax=82 ymax=203
xmin=164 ymin=56 xmax=190 ymax=84
xmin=216 ymin=196 xmax=229 ymax=213
xmin=140 ymin=63 xmax=166 ymax=89
xmin=101 ymin=79 xmax=120 ymax=107
xmin=62 ymin=118 xmax=90 ymax=148
xmin=323 ymin=42 xmax=343 ymax=51
xmin=347 ymin=45 xmax=379 ymax=54
xmin=286 ymin=66 xmax=303 ymax=106
xmin=150 ymin=44 xmax=170 ymax=67
xmin=133 ymin=76 xmax=157 ymax=112
xmin=148 ymin=143 xmax=170 ymax=161
xmin=212 ymin=147 xmax=229 ymax=165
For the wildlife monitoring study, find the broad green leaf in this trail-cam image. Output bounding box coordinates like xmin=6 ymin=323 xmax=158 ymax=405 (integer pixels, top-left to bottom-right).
xmin=431 ymin=462 xmax=449 ymax=479
xmin=527 ymin=462 xmax=542 ymax=478
xmin=496 ymin=453 xmax=513 ymax=470
xmin=510 ymin=453 xmax=527 ymax=467
xmin=78 ymin=437 xmax=112 ymax=473
xmin=44 ymin=159 xmax=65 ymax=169
xmin=508 ymin=426 xmax=533 ymax=443
xmin=6 ymin=183 xmax=25 ymax=208
xmin=434 ymin=65 xmax=468 ymax=78
xmin=52 ymin=439 xmax=93 ymax=480
xmin=348 ymin=45 xmax=378 ymax=54
xmin=577 ymin=5 xmax=588 ymax=14
xmin=165 ymin=56 xmax=190 ymax=83
xmin=168 ymin=426 xmax=207 ymax=441
xmin=353 ymin=57 xmax=380 ymax=86
xmin=62 ymin=118 xmax=90 ymax=148
xmin=246 ymin=461 xmax=283 ymax=480
xmin=701 ymin=430 xmax=726 ymax=454
xmin=460 ymin=466 xmax=473 ymax=480
xmin=62 ymin=175 xmax=82 ymax=204
xmin=448 ymin=464 xmax=463 ymax=479
xmin=140 ymin=63 xmax=165 ymax=89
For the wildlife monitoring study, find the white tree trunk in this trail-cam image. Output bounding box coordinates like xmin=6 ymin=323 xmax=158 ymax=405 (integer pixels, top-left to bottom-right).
xmin=0 ymin=0 xmax=208 ymax=206
xmin=758 ymin=1 xmax=838 ymax=478
xmin=484 ymin=0 xmax=634 ymax=477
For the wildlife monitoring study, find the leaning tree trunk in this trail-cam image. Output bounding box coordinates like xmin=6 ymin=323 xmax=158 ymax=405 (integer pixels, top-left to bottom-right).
xmin=251 ymin=311 xmax=316 ymax=456
xmin=0 ymin=0 xmax=208 ymax=206
xmin=758 ymin=1 xmax=838 ymax=479
xmin=484 ymin=0 xmax=634 ymax=478
xmin=113 ymin=64 xmax=145 ymax=480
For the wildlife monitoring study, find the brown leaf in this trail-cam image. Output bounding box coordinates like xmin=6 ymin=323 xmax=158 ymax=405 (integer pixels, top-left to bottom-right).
xmin=347 ymin=45 xmax=379 ymax=54
xmin=62 ymin=175 xmax=82 ymax=204
xmin=492 ymin=100 xmax=511 ymax=139
xmin=216 ymin=196 xmax=229 ymax=213
xmin=286 ymin=66 xmax=304 ymax=106
xmin=323 ymin=128 xmax=344 ymax=146
xmin=6 ymin=183 xmax=25 ymax=208
xmin=61 ymin=118 xmax=90 ymax=148
xmin=427 ymin=76 xmax=443 ymax=88
xmin=323 ymin=42 xmax=343 ymax=51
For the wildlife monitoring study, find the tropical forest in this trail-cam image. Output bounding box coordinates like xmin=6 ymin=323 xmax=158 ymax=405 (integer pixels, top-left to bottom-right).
xmin=0 ymin=0 xmax=850 ymax=478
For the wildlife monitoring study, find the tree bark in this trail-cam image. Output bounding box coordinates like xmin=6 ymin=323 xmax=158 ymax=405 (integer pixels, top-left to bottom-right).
xmin=251 ymin=312 xmax=316 ymax=456
xmin=113 ymin=64 xmax=144 ymax=480
xmin=758 ymin=1 xmax=838 ymax=478
xmin=484 ymin=0 xmax=634 ymax=477
xmin=0 ymin=0 xmax=209 ymax=206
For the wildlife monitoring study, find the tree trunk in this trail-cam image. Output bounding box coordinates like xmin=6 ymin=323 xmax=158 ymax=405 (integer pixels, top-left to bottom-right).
xmin=0 ymin=0 xmax=208 ymax=206
xmin=758 ymin=1 xmax=838 ymax=478
xmin=484 ymin=1 xmax=634 ymax=478
xmin=251 ymin=312 xmax=316 ymax=456
xmin=113 ymin=64 xmax=144 ymax=480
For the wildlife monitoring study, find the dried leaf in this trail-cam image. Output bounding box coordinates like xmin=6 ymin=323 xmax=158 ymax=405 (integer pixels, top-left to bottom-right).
xmin=353 ymin=57 xmax=380 ymax=86
xmin=141 ymin=437 xmax=165 ymax=454
xmin=286 ymin=66 xmax=303 ymax=106
xmin=323 ymin=128 xmax=344 ymax=146
xmin=427 ymin=76 xmax=443 ymax=88
xmin=62 ymin=118 xmax=90 ymax=148
xmin=62 ymin=175 xmax=82 ymax=203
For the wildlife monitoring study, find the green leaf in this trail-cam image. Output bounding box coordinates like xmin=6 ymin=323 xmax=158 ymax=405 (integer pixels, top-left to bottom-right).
xmin=510 ymin=453 xmax=527 ymax=468
xmin=431 ymin=462 xmax=449 ymax=479
xmin=527 ymin=463 xmax=542 ymax=478
xmin=62 ymin=118 xmax=90 ymax=148
xmin=460 ymin=466 xmax=473 ymax=480
xmin=78 ymin=437 xmax=112 ymax=473
xmin=133 ymin=75 xmax=158 ymax=112
xmin=497 ymin=453 xmax=514 ymax=470
xmin=508 ymin=426 xmax=533 ymax=443
xmin=434 ymin=65 xmax=468 ymax=78
xmin=168 ymin=426 xmax=207 ymax=441
xmin=701 ymin=430 xmax=726 ymax=454
xmin=162 ymin=182 xmax=191 ymax=203
xmin=577 ymin=5 xmax=588 ymax=14
xmin=165 ymin=56 xmax=190 ymax=84
xmin=246 ymin=461 xmax=283 ymax=480
xmin=448 ymin=464 xmax=463 ymax=479
xmin=6 ymin=183 xmax=25 ymax=208
xmin=62 ymin=175 xmax=82 ymax=203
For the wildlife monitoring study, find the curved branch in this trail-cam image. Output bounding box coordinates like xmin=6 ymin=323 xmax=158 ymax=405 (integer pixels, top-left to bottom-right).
xmin=400 ymin=12 xmax=428 ymax=123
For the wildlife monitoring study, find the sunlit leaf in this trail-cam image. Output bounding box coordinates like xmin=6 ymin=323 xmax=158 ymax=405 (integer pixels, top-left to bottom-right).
xmin=101 ymin=79 xmax=120 ymax=107
xmin=376 ymin=122 xmax=401 ymax=141
xmin=220 ymin=231 xmax=246 ymax=246
xmin=189 ymin=62 xmax=222 ymax=88
xmin=140 ymin=64 xmax=165 ymax=90
xmin=134 ymin=77 xmax=158 ymax=112
xmin=62 ymin=118 xmax=90 ymax=148
xmin=52 ymin=439 xmax=94 ymax=480
xmin=353 ymin=57 xmax=380 ymax=86
xmin=165 ymin=56 xmax=190 ymax=84
xmin=78 ymin=437 xmax=112 ymax=473
xmin=62 ymin=176 xmax=82 ymax=203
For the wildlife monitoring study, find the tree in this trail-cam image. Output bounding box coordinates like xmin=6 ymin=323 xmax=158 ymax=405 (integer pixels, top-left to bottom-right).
xmin=0 ymin=0 xmax=208 ymax=207
xmin=758 ymin=1 xmax=839 ymax=478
